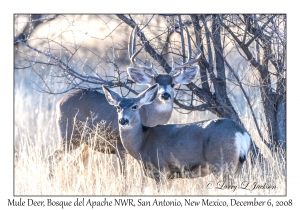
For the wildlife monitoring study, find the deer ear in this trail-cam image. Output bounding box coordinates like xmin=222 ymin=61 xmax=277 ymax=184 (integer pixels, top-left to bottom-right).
xmin=127 ymin=67 xmax=155 ymax=86
xmin=137 ymin=84 xmax=158 ymax=106
xmin=102 ymin=85 xmax=121 ymax=106
xmin=173 ymin=66 xmax=199 ymax=84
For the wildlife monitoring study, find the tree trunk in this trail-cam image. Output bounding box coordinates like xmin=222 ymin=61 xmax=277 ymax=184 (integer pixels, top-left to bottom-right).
xmin=211 ymin=16 xmax=241 ymax=123
xmin=276 ymin=96 xmax=286 ymax=149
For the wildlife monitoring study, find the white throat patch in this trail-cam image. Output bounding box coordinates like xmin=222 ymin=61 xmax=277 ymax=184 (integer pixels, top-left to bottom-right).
xmin=155 ymin=102 xmax=173 ymax=112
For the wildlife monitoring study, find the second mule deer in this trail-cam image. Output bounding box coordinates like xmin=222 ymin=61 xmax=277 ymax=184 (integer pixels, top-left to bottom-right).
xmin=48 ymin=26 xmax=201 ymax=176
xmin=103 ymin=84 xmax=251 ymax=184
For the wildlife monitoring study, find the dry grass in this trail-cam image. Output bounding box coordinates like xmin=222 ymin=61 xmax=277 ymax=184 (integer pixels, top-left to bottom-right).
xmin=14 ymin=81 xmax=286 ymax=196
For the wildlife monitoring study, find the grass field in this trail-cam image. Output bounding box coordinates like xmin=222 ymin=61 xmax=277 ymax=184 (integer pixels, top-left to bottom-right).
xmin=14 ymin=74 xmax=286 ymax=196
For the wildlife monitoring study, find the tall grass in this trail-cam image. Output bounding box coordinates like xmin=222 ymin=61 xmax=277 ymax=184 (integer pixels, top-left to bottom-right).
xmin=14 ymin=75 xmax=286 ymax=196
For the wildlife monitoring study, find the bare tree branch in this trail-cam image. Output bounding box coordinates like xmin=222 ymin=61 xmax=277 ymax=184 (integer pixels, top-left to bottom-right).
xmin=245 ymin=15 xmax=276 ymax=46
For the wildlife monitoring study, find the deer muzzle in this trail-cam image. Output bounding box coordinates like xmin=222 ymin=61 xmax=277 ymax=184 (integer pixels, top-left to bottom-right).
xmin=161 ymin=92 xmax=171 ymax=100
xmin=119 ymin=118 xmax=129 ymax=126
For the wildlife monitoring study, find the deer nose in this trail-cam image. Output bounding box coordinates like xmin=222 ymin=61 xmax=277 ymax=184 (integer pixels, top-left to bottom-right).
xmin=119 ymin=118 xmax=129 ymax=125
xmin=161 ymin=92 xmax=171 ymax=100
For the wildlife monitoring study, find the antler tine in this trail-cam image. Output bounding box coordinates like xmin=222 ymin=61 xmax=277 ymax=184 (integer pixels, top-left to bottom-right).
xmin=128 ymin=26 xmax=134 ymax=57
xmin=185 ymin=26 xmax=192 ymax=61
xmin=128 ymin=26 xmax=158 ymax=77
xmin=169 ymin=26 xmax=202 ymax=76
xmin=129 ymin=46 xmax=144 ymax=66
xmin=169 ymin=58 xmax=176 ymax=76
xmin=174 ymin=48 xmax=202 ymax=71
xmin=169 ymin=28 xmax=202 ymax=76
xmin=128 ymin=26 xmax=138 ymax=58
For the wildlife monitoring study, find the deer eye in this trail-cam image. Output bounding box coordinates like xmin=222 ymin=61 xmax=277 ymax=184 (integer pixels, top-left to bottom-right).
xmin=171 ymin=83 xmax=175 ymax=88
xmin=132 ymin=105 xmax=138 ymax=110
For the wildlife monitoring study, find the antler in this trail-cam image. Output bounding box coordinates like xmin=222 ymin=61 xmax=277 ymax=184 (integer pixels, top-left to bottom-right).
xmin=128 ymin=26 xmax=159 ymax=77
xmin=169 ymin=27 xmax=202 ymax=76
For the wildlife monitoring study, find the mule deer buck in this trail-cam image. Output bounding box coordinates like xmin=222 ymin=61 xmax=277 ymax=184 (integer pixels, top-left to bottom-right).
xmin=102 ymin=84 xmax=251 ymax=185
xmin=48 ymin=26 xmax=201 ymax=176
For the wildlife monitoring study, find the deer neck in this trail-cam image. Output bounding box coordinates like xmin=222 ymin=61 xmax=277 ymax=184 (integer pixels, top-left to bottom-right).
xmin=119 ymin=120 xmax=145 ymax=160
xmin=140 ymin=98 xmax=173 ymax=127
xmin=153 ymin=97 xmax=173 ymax=112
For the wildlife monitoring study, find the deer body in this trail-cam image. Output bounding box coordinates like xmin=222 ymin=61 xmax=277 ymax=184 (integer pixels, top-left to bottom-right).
xmin=103 ymin=84 xmax=251 ymax=182
xmin=48 ymin=89 xmax=126 ymax=177
xmin=56 ymin=89 xmax=120 ymax=153
xmin=121 ymin=120 xmax=250 ymax=180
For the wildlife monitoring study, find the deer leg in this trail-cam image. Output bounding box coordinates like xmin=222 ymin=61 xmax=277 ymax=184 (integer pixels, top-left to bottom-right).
xmin=48 ymin=139 xmax=82 ymax=179
xmin=116 ymin=140 xmax=126 ymax=177
xmin=48 ymin=149 xmax=64 ymax=179
xmin=153 ymin=171 xmax=169 ymax=193
xmin=154 ymin=175 xmax=164 ymax=193
xmin=140 ymin=168 xmax=147 ymax=192
xmin=73 ymin=143 xmax=90 ymax=170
